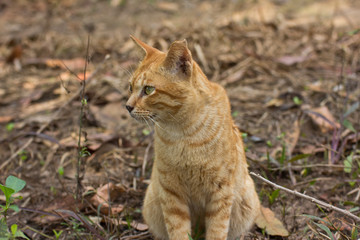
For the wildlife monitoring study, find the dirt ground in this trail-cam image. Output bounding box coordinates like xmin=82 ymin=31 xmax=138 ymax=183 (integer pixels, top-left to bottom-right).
xmin=0 ymin=0 xmax=360 ymax=239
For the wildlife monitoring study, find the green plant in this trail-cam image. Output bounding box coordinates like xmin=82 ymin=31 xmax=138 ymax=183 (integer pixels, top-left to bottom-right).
xmin=0 ymin=176 xmax=28 ymax=240
xmin=53 ymin=229 xmax=63 ymax=240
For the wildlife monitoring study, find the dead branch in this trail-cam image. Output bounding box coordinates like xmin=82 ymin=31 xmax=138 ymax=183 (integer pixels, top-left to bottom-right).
xmin=250 ymin=172 xmax=360 ymax=223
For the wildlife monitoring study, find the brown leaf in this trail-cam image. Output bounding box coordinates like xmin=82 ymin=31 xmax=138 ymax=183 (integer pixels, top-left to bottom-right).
xmin=90 ymin=183 xmax=126 ymax=215
xmin=0 ymin=115 xmax=13 ymax=123
xmin=284 ymin=120 xmax=300 ymax=154
xmin=320 ymin=212 xmax=353 ymax=232
xmin=255 ymin=206 xmax=289 ymax=236
xmin=156 ymin=2 xmax=179 ymax=12
xmin=121 ymin=221 xmax=149 ymax=231
xmin=304 ymin=105 xmax=340 ymax=133
xmin=277 ymin=55 xmax=308 ymax=66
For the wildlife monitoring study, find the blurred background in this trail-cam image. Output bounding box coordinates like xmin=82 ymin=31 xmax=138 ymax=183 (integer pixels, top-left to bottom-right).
xmin=0 ymin=0 xmax=360 ymax=239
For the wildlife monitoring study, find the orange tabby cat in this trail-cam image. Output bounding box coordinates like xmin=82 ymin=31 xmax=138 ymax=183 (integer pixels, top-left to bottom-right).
xmin=126 ymin=36 xmax=288 ymax=240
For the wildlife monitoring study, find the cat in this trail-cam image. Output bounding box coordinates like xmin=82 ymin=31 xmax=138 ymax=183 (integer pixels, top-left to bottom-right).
xmin=125 ymin=36 xmax=288 ymax=240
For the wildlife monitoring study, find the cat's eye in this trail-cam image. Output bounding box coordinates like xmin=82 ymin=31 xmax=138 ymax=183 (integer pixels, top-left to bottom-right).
xmin=144 ymin=86 xmax=155 ymax=95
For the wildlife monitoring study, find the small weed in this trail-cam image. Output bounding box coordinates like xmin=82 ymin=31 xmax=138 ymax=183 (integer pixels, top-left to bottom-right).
xmin=268 ymin=189 xmax=280 ymax=205
xmin=293 ymin=96 xmax=302 ymax=105
xmin=18 ymin=150 xmax=28 ymax=161
xmin=142 ymin=128 xmax=151 ymax=136
xmin=58 ymin=166 xmax=65 ymax=176
xmin=5 ymin=123 xmax=14 ymax=132
xmin=53 ymin=229 xmax=63 ymax=240
xmin=0 ymin=176 xmax=28 ymax=239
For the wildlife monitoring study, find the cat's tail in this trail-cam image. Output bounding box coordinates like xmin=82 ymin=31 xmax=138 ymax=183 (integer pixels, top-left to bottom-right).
xmin=254 ymin=205 xmax=289 ymax=237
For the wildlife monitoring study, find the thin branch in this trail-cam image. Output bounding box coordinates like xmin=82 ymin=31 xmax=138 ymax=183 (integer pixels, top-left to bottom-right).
xmin=250 ymin=172 xmax=360 ymax=223
xmin=76 ymin=34 xmax=91 ymax=200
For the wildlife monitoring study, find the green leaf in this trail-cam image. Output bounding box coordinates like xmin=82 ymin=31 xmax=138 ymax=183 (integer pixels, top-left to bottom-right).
xmin=232 ymin=111 xmax=239 ymax=117
xmin=352 ymin=225 xmax=359 ymax=240
xmin=9 ymin=204 xmax=19 ymax=212
xmin=0 ymin=185 xmax=15 ymax=202
xmin=13 ymin=228 xmax=29 ymax=240
xmin=188 ymin=233 xmax=194 ymax=240
xmin=344 ymin=102 xmax=359 ymax=118
xmin=5 ymin=176 xmax=26 ymax=193
xmin=344 ymin=154 xmax=353 ymax=173
xmin=302 ymin=214 xmax=331 ymax=226
xmin=58 ymin=166 xmax=64 ymax=176
xmin=293 ymin=96 xmax=302 ymax=105
xmin=344 ymin=160 xmax=352 ymax=173
xmin=313 ymin=222 xmax=335 ymax=240
xmin=269 ymin=189 xmax=280 ymax=204
xmin=343 ymin=119 xmax=356 ymax=133
xmin=266 ymin=140 xmax=273 ymax=147
xmin=6 ymin=123 xmax=14 ymax=132
xmin=142 ymin=129 xmax=150 ymax=136
xmin=288 ymin=154 xmax=311 ymax=163
xmin=10 ymin=224 xmax=17 ymax=236
xmin=279 ymin=144 xmax=286 ymax=165
xmin=349 ymin=206 xmax=359 ymax=213
xmin=0 ymin=219 xmax=8 ymax=239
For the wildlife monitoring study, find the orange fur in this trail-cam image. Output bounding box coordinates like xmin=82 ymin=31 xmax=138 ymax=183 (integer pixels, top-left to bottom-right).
xmin=126 ymin=36 xmax=262 ymax=240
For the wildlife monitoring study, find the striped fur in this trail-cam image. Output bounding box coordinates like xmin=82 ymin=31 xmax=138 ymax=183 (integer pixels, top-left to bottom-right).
xmin=127 ymin=36 xmax=261 ymax=240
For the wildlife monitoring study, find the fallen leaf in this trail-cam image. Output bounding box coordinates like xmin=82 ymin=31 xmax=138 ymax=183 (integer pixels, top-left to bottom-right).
xmin=156 ymin=2 xmax=179 ymax=12
xmin=121 ymin=221 xmax=149 ymax=231
xmin=277 ymin=55 xmax=308 ymax=66
xmin=320 ymin=212 xmax=353 ymax=232
xmin=284 ymin=120 xmax=300 ymax=154
xmin=90 ymin=182 xmax=126 ymax=215
xmin=299 ymin=145 xmax=324 ymax=154
xmin=0 ymin=115 xmax=13 ymax=123
xmin=255 ymin=206 xmax=289 ymax=236
xmin=303 ymin=105 xmax=340 ymax=133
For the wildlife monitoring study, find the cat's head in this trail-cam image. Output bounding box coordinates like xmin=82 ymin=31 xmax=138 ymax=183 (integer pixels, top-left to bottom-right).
xmin=125 ymin=36 xmax=195 ymax=125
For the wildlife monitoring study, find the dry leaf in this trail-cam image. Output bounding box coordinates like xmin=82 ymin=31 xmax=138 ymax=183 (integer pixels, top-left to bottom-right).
xmin=284 ymin=120 xmax=300 ymax=154
xmin=304 ymin=105 xmax=340 ymax=133
xmin=156 ymin=2 xmax=179 ymax=12
xmin=90 ymin=183 xmax=126 ymax=215
xmin=320 ymin=212 xmax=354 ymax=232
xmin=0 ymin=115 xmax=13 ymax=123
xmin=299 ymin=145 xmax=324 ymax=154
xmin=255 ymin=206 xmax=289 ymax=236
xmin=121 ymin=221 xmax=149 ymax=231
xmin=277 ymin=55 xmax=308 ymax=66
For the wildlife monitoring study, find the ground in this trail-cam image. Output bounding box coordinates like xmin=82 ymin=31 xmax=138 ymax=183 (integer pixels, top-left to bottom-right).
xmin=0 ymin=0 xmax=359 ymax=239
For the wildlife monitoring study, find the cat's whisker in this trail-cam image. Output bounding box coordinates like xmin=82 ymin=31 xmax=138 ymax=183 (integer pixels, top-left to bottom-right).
xmin=168 ymin=113 xmax=180 ymax=123
xmin=119 ymin=65 xmax=134 ymax=79
xmin=142 ymin=116 xmax=152 ymax=131
xmin=149 ymin=117 xmax=165 ymax=131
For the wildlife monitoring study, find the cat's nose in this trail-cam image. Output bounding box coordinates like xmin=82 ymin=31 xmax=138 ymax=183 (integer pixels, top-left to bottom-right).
xmin=126 ymin=105 xmax=134 ymax=113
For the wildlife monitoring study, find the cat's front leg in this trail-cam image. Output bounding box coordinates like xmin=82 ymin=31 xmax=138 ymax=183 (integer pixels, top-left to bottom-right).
xmin=159 ymin=180 xmax=191 ymax=240
xmin=205 ymin=190 xmax=234 ymax=240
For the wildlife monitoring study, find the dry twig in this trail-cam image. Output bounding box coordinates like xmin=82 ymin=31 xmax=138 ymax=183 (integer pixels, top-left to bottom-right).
xmin=250 ymin=172 xmax=360 ymax=223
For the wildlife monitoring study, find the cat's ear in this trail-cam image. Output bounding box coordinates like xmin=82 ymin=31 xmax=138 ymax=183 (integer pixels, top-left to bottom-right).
xmin=163 ymin=39 xmax=192 ymax=77
xmin=130 ymin=35 xmax=159 ymax=60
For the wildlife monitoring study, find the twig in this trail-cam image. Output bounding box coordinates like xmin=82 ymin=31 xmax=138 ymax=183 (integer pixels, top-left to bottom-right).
xmin=0 ymin=53 xmax=108 ymax=171
xmin=75 ymin=35 xmax=91 ymax=200
xmin=250 ymin=172 xmax=360 ymax=223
